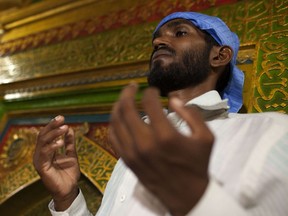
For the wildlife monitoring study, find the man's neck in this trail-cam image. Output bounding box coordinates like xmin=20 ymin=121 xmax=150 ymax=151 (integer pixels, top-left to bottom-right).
xmin=167 ymin=85 xmax=215 ymax=111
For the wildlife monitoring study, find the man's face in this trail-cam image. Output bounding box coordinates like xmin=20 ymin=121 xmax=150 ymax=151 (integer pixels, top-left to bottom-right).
xmin=148 ymin=19 xmax=212 ymax=96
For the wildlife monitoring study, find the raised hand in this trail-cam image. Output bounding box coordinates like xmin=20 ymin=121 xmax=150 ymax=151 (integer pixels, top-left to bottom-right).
xmin=109 ymin=83 xmax=214 ymax=216
xmin=33 ymin=115 xmax=80 ymax=211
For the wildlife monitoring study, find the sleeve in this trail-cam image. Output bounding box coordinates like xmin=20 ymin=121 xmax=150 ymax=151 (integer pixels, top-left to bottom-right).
xmin=187 ymin=180 xmax=247 ymax=216
xmin=48 ymin=189 xmax=93 ymax=216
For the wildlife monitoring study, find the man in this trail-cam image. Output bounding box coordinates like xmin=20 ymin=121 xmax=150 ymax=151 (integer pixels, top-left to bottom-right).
xmin=33 ymin=12 xmax=288 ymax=216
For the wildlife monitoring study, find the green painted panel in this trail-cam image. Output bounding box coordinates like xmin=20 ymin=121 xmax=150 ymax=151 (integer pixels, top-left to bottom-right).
xmin=3 ymin=85 xmax=147 ymax=112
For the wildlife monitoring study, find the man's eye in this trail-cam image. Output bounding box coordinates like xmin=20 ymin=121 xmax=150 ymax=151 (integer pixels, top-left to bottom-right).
xmin=175 ymin=31 xmax=187 ymax=37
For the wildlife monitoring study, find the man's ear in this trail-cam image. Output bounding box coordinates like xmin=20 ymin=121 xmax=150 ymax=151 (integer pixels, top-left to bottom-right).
xmin=210 ymin=45 xmax=233 ymax=68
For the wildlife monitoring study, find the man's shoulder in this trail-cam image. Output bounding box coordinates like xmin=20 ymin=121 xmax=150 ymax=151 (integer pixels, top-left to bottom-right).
xmin=228 ymin=111 xmax=288 ymax=126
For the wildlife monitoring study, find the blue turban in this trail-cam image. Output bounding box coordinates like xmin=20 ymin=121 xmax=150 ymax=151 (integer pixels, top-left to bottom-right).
xmin=153 ymin=12 xmax=244 ymax=113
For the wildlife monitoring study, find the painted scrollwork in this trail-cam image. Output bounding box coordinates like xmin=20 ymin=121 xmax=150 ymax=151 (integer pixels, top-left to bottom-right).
xmin=0 ymin=122 xmax=116 ymax=204
xmin=254 ymin=31 xmax=288 ymax=113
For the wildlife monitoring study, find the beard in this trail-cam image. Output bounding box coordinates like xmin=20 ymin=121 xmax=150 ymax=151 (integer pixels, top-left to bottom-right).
xmin=148 ymin=45 xmax=211 ymax=97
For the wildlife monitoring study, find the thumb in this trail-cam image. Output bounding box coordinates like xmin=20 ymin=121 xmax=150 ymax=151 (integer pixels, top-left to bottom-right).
xmin=65 ymin=127 xmax=77 ymax=157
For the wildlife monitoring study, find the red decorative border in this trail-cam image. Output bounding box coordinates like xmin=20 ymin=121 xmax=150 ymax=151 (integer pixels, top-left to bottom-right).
xmin=0 ymin=0 xmax=237 ymax=56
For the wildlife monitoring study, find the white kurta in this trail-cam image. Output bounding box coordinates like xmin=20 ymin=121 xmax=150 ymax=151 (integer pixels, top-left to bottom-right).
xmin=49 ymin=91 xmax=288 ymax=216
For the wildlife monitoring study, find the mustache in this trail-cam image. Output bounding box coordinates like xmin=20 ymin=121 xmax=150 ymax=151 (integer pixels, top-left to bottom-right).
xmin=150 ymin=45 xmax=176 ymax=59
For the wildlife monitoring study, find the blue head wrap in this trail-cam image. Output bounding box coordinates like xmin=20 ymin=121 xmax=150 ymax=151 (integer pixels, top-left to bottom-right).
xmin=153 ymin=12 xmax=244 ymax=113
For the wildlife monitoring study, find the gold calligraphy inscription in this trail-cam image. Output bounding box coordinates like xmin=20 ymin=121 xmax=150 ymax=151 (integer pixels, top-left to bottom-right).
xmin=0 ymin=24 xmax=154 ymax=84
xmin=77 ymin=135 xmax=117 ymax=194
xmin=207 ymin=0 xmax=287 ymax=43
xmin=237 ymin=44 xmax=257 ymax=112
xmin=253 ymin=31 xmax=288 ymax=113
xmin=207 ymin=0 xmax=288 ymax=113
xmin=0 ymin=0 xmax=228 ymax=55
xmin=0 ymin=163 xmax=39 ymax=204
xmin=0 ymin=0 xmax=287 ymax=114
xmin=0 ymin=122 xmax=117 ymax=204
xmin=92 ymin=124 xmax=116 ymax=157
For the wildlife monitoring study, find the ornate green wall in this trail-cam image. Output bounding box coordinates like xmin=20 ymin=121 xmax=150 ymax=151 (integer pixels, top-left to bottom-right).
xmin=0 ymin=0 xmax=288 ymax=120
xmin=0 ymin=0 xmax=287 ymax=118
xmin=0 ymin=0 xmax=287 ymax=214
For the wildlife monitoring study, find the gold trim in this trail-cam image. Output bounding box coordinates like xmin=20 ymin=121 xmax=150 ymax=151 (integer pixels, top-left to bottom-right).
xmin=4 ymin=103 xmax=114 ymax=117
xmin=2 ymin=77 xmax=147 ymax=101
xmin=0 ymin=60 xmax=149 ymax=100
xmin=0 ymin=120 xmax=117 ymax=204
xmin=1 ymin=0 xmax=150 ymax=42
xmin=0 ymin=169 xmax=40 ymax=205
xmin=78 ymin=135 xmax=117 ymax=194
xmin=237 ymin=42 xmax=258 ymax=112
xmin=0 ymin=0 xmax=74 ymax=24
xmin=4 ymin=0 xmax=99 ymax=29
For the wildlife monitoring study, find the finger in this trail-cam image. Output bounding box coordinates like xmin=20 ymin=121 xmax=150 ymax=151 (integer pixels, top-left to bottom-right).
xmin=110 ymin=99 xmax=135 ymax=159
xmin=33 ymin=138 xmax=65 ymax=171
xmin=64 ymin=127 xmax=77 ymax=158
xmin=169 ymin=98 xmax=213 ymax=140
xmin=142 ymin=88 xmax=175 ymax=135
xmin=34 ymin=121 xmax=68 ymax=165
xmin=52 ymin=155 xmax=77 ymax=169
xmin=119 ymin=84 xmax=152 ymax=140
xmin=38 ymin=115 xmax=65 ymax=137
xmin=108 ymin=126 xmax=123 ymax=158
xmin=37 ymin=124 xmax=69 ymax=147
xmin=36 ymin=115 xmax=68 ymax=148
xmin=109 ymin=119 xmax=146 ymax=170
xmin=115 ymin=83 xmax=145 ymax=141
xmin=50 ymin=140 xmax=65 ymax=156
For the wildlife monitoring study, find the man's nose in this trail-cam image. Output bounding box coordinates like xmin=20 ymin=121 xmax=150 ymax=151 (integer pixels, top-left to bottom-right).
xmin=152 ymin=36 xmax=170 ymax=51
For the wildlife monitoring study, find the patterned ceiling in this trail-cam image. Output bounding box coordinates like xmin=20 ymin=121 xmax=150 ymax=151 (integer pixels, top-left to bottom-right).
xmin=0 ymin=0 xmax=42 ymax=12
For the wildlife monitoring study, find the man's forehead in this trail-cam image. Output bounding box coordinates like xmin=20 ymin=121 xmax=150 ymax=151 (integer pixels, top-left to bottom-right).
xmin=153 ymin=18 xmax=203 ymax=40
xmin=160 ymin=18 xmax=197 ymax=30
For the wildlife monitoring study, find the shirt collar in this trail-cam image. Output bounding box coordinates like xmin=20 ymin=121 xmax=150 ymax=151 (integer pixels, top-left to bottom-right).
xmin=143 ymin=90 xmax=229 ymax=125
xmin=184 ymin=90 xmax=229 ymax=111
xmin=166 ymin=91 xmax=229 ymax=126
